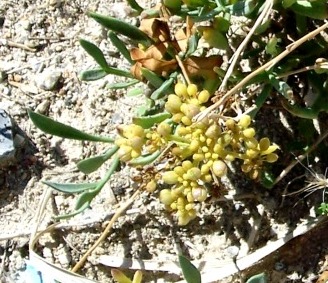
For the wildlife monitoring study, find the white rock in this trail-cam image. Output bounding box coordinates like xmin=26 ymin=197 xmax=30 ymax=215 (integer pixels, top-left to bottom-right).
xmin=35 ymin=69 xmax=62 ymax=91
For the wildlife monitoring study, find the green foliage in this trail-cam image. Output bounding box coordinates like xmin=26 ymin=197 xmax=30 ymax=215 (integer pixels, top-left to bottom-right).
xmin=179 ymin=255 xmax=201 ymax=283
xmin=28 ymin=110 xmax=114 ymax=143
xmin=246 ymin=273 xmax=267 ymax=283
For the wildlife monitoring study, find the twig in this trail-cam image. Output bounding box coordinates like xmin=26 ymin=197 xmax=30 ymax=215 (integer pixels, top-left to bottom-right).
xmin=219 ymin=0 xmax=273 ymax=92
xmin=0 ymin=38 xmax=37 ymax=52
xmin=175 ymin=55 xmax=191 ymax=85
xmin=194 ymin=21 xmax=328 ymax=122
xmin=272 ymin=127 xmax=328 ymax=186
xmin=71 ymin=189 xmax=141 ymax=272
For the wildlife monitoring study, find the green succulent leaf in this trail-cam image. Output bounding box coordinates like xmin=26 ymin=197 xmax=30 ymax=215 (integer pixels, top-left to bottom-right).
xmin=126 ymin=0 xmax=144 ymax=14
xmin=127 ymin=88 xmax=143 ymax=97
xmin=133 ymin=113 xmax=171 ymax=129
xmin=107 ymin=79 xmax=139 ymax=89
xmin=129 ymin=150 xmax=161 ymax=166
xmin=179 ymin=255 xmax=201 ymax=283
xmin=80 ymin=68 xmax=108 ymax=81
xmin=282 ymin=0 xmax=297 ymax=9
xmin=290 ymin=0 xmax=328 ymax=20
xmin=75 ymin=190 xmax=98 ymax=211
xmin=268 ymin=74 xmax=293 ymax=100
xmin=141 ymin=68 xmax=165 ymax=88
xmin=88 ymin=11 xmax=151 ymax=44
xmin=151 ymin=77 xmax=175 ymax=99
xmin=227 ymin=0 xmax=257 ymax=16
xmin=80 ymin=39 xmax=110 ymax=71
xmin=108 ymin=31 xmax=133 ymax=64
xmin=43 ymin=181 xmax=99 ymax=193
xmin=246 ymin=273 xmax=267 ymax=283
xmin=28 ymin=110 xmax=114 ymax=143
xmin=111 ymin=269 xmax=132 ymax=283
xmin=77 ymin=146 xmax=119 ymax=174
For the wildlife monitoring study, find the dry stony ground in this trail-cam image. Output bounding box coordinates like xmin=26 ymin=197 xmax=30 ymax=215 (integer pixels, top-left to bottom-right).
xmin=1 ymin=1 xmax=328 ymax=283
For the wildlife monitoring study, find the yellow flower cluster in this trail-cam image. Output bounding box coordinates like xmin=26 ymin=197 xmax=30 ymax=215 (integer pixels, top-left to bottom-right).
xmin=115 ymin=82 xmax=279 ymax=225
xmin=115 ymin=124 xmax=145 ymax=162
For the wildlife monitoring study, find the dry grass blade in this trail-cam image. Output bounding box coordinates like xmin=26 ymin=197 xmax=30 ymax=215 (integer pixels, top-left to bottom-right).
xmin=219 ymin=0 xmax=274 ymax=92
xmin=194 ymin=21 xmax=328 ymax=122
xmin=71 ymin=189 xmax=141 ymax=272
xmin=273 ymin=128 xmax=328 ymax=186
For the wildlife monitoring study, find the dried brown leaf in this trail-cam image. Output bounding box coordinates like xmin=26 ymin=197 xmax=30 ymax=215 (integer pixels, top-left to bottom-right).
xmin=184 ymin=55 xmax=223 ymax=79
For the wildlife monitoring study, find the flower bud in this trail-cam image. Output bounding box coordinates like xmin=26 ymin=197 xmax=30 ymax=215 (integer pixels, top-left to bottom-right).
xmin=187 ymin=84 xmax=198 ymax=97
xmin=130 ymin=136 xmax=144 ymax=149
xmin=165 ymin=94 xmax=182 ymax=113
xmin=175 ymin=83 xmax=188 ymax=98
xmin=212 ymin=160 xmax=227 ymax=177
xmin=246 ymin=149 xmax=259 ymax=159
xmin=205 ymin=123 xmax=221 ymax=139
xmin=160 ymin=189 xmax=174 ymax=205
xmin=238 ymin=115 xmax=251 ymax=128
xmin=192 ymin=187 xmax=207 ymax=202
xmin=198 ymin=90 xmax=210 ymax=103
xmin=225 ymin=119 xmax=235 ymax=130
xmin=182 ymin=160 xmax=193 ymax=171
xmin=157 ymin=122 xmax=171 ymax=137
xmin=181 ymin=116 xmax=192 ymax=126
xmin=117 ymin=145 xmax=132 ymax=162
xmin=145 ymin=180 xmax=157 ymax=192
xmin=185 ymin=167 xmax=201 ymax=180
xmin=162 ymin=171 xmax=179 ymax=184
xmin=243 ymin=128 xmax=256 ymax=138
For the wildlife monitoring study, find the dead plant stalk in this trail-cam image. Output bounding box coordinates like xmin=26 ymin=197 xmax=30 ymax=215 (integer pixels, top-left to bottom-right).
xmin=194 ymin=21 xmax=328 ymax=122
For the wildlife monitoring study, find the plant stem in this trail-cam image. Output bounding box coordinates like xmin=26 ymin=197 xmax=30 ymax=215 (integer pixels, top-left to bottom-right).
xmin=195 ymin=21 xmax=328 ymax=122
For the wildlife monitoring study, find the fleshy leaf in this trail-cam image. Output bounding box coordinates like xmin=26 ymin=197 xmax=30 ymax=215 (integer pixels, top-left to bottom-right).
xmin=246 ymin=273 xmax=267 ymax=283
xmin=141 ymin=68 xmax=165 ymax=88
xmin=108 ymin=31 xmax=134 ymax=64
xmin=111 ymin=269 xmax=132 ymax=283
xmin=126 ymin=88 xmax=143 ymax=97
xmin=88 ymin=11 xmax=151 ymax=44
xmin=179 ymin=255 xmax=201 ymax=283
xmin=77 ymin=146 xmax=119 ymax=174
xmin=126 ymin=0 xmax=144 ymax=14
xmin=132 ymin=271 xmax=143 ymax=283
xmin=43 ymin=181 xmax=98 ymax=193
xmin=133 ymin=113 xmax=171 ymax=129
xmin=75 ymin=190 xmax=98 ymax=211
xmin=28 ymin=110 xmax=114 ymax=143
xmin=107 ymin=79 xmax=139 ymax=89
xmin=80 ymin=39 xmax=110 ymax=71
xmin=291 ymin=0 xmax=328 ymax=20
xmin=150 ymin=76 xmax=175 ymax=99
xmin=80 ymin=68 xmax=107 ymax=81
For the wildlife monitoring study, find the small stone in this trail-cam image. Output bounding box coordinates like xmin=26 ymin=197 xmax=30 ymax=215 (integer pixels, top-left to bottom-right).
xmin=36 ymin=69 xmax=62 ymax=91
xmin=0 ymin=109 xmax=16 ymax=167
xmin=35 ymin=100 xmax=50 ymax=114
xmin=20 ymin=19 xmax=31 ymax=31
xmin=55 ymin=45 xmax=63 ymax=52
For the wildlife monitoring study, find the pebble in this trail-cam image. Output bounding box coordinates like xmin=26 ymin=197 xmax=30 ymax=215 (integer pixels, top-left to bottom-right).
xmin=35 ymin=100 xmax=50 ymax=114
xmin=0 ymin=109 xmax=16 ymax=167
xmin=35 ymin=69 xmax=62 ymax=91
